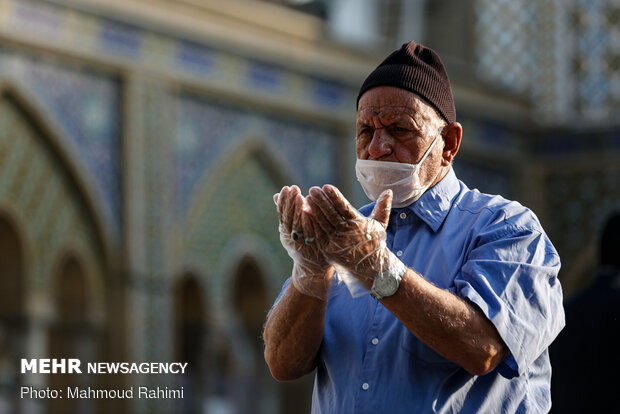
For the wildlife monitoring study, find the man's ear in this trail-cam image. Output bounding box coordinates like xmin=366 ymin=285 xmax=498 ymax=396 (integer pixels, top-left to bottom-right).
xmin=441 ymin=122 xmax=462 ymax=166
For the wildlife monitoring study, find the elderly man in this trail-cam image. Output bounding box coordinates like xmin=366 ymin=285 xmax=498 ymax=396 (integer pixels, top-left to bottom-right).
xmin=263 ymin=42 xmax=564 ymax=413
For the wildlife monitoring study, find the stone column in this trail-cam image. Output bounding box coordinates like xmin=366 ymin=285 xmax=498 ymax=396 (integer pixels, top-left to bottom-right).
xmin=123 ymin=74 xmax=175 ymax=414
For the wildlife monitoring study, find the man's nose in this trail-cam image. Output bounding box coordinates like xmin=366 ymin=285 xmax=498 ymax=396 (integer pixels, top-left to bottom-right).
xmin=367 ymin=129 xmax=393 ymax=159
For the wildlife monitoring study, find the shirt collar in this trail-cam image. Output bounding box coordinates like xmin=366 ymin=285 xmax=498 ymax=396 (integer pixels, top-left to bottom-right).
xmin=392 ymin=167 xmax=460 ymax=232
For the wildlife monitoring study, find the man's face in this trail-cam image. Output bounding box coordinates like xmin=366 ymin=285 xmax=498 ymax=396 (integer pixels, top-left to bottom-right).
xmin=356 ymin=86 xmax=445 ymax=184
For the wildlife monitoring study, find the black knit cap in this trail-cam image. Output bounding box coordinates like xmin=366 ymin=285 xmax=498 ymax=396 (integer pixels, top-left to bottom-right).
xmin=357 ymin=41 xmax=456 ymax=124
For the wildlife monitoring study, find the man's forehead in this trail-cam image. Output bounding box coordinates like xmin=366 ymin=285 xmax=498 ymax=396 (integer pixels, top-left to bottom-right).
xmin=357 ymin=89 xmax=436 ymax=120
xmin=357 ymin=104 xmax=418 ymax=116
xmin=356 ymin=103 xmax=430 ymax=126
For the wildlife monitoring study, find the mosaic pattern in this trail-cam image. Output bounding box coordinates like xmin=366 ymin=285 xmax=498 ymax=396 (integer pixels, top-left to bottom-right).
xmin=531 ymin=0 xmax=569 ymax=122
xmin=475 ymin=0 xmax=536 ymax=93
xmin=3 ymin=0 xmax=354 ymax=234
xmin=475 ymin=0 xmax=620 ymax=123
xmin=0 ymin=49 xmax=122 ymax=229
xmin=570 ymin=0 xmax=620 ymax=120
xmin=175 ymin=94 xmax=338 ymax=212
xmin=0 ymin=93 xmax=105 ymax=293
xmin=183 ymin=151 xmax=291 ymax=294
xmin=5 ymin=0 xmax=350 ymax=114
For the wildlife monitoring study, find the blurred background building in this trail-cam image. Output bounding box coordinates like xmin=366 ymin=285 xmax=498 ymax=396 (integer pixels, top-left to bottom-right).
xmin=0 ymin=0 xmax=618 ymax=413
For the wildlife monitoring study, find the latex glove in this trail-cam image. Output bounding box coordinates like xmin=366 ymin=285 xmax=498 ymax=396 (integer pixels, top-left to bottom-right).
xmin=275 ymin=185 xmax=333 ymax=300
xmin=307 ymin=185 xmax=402 ymax=295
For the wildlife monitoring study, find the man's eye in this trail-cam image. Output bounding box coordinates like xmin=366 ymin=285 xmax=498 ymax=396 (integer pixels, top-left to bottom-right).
xmin=392 ymin=126 xmax=410 ymax=133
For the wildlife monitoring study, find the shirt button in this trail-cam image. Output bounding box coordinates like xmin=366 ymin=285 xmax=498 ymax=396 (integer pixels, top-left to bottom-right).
xmin=399 ymin=212 xmax=407 ymax=219
xmin=371 ymin=338 xmax=379 ymax=345
xmin=362 ymin=382 xmax=370 ymax=390
xmin=396 ymin=250 xmax=403 ymax=257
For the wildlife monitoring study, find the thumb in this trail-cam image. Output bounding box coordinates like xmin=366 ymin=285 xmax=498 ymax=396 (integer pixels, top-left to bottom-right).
xmin=370 ymin=189 xmax=392 ymax=229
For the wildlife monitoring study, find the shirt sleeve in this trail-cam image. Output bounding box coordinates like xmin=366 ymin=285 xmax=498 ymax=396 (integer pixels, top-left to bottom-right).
xmin=454 ymin=217 xmax=565 ymax=379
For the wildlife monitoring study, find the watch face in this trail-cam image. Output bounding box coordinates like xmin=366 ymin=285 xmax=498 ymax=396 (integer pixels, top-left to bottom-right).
xmin=372 ymin=262 xmax=406 ymax=299
xmin=373 ymin=275 xmax=399 ymax=298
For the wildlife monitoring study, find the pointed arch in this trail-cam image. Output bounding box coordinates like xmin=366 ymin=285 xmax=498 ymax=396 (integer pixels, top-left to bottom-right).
xmin=0 ymin=79 xmax=114 ymax=270
xmin=185 ymin=134 xmax=302 ymax=225
xmin=0 ymin=79 xmax=111 ymax=411
xmin=177 ymin=135 xmax=301 ymax=414
xmin=181 ymin=135 xmax=301 ymax=295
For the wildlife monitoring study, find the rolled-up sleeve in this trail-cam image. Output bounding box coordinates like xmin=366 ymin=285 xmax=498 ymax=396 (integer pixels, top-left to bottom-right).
xmin=454 ymin=221 xmax=565 ymax=378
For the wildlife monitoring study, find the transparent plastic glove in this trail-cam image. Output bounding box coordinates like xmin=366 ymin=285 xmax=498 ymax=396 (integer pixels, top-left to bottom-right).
xmin=307 ymin=185 xmax=403 ymax=297
xmin=275 ymin=185 xmax=332 ymax=300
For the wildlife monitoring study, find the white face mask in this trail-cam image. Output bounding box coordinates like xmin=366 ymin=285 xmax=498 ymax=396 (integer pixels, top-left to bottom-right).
xmin=355 ymin=131 xmax=442 ymax=208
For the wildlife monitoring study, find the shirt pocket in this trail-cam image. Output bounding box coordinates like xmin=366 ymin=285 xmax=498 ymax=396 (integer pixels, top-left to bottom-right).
xmin=401 ymin=333 xmax=458 ymax=367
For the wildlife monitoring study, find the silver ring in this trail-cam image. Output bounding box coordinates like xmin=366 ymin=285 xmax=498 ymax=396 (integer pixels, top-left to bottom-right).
xmin=291 ymin=229 xmax=303 ymax=242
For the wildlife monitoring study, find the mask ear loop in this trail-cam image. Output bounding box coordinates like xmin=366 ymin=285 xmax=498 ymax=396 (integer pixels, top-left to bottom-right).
xmin=417 ymin=126 xmax=444 ymax=165
xmin=413 ymin=126 xmax=445 ymax=191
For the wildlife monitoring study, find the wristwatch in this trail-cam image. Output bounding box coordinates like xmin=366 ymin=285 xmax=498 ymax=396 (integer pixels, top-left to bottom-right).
xmin=370 ymin=261 xmax=407 ymax=300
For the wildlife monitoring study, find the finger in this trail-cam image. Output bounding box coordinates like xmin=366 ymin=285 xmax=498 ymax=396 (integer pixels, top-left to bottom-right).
xmin=291 ymin=193 xmax=303 ymax=236
xmin=307 ymin=193 xmax=334 ymax=237
xmin=276 ymin=186 xmax=288 ymax=224
xmin=370 ymin=189 xmax=393 ymax=229
xmin=309 ymin=186 xmax=345 ymax=228
xmin=283 ymin=186 xmax=301 ymax=232
xmin=301 ymin=197 xmax=322 ymax=245
xmin=323 ymin=185 xmax=359 ymax=221
xmin=301 ymin=209 xmax=314 ymax=238
xmin=301 ymin=204 xmax=316 ymax=245
xmin=277 ymin=186 xmax=291 ymax=230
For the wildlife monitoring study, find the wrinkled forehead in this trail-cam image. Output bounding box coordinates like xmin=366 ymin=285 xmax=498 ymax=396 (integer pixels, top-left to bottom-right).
xmin=357 ymin=104 xmax=418 ymax=121
xmin=357 ymin=89 xmax=440 ymax=128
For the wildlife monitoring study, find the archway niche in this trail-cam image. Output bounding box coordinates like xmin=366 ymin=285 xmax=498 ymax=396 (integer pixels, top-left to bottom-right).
xmin=48 ymin=255 xmax=94 ymax=414
xmin=232 ymin=256 xmax=270 ymax=353
xmin=0 ymin=216 xmax=25 ymax=320
xmin=0 ymin=215 xmax=25 ymax=414
xmin=230 ymin=255 xmax=276 ymax=414
xmin=174 ymin=274 xmax=207 ymax=414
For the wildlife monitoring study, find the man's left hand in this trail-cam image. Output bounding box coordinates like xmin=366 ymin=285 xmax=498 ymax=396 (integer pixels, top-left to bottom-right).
xmin=307 ymin=185 xmax=401 ymax=289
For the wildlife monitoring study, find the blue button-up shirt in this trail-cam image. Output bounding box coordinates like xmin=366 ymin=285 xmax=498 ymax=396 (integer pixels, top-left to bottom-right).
xmin=275 ymin=168 xmax=564 ymax=413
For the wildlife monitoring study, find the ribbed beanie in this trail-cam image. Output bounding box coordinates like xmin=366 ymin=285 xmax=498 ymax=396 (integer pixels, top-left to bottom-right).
xmin=357 ymin=41 xmax=456 ymax=124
